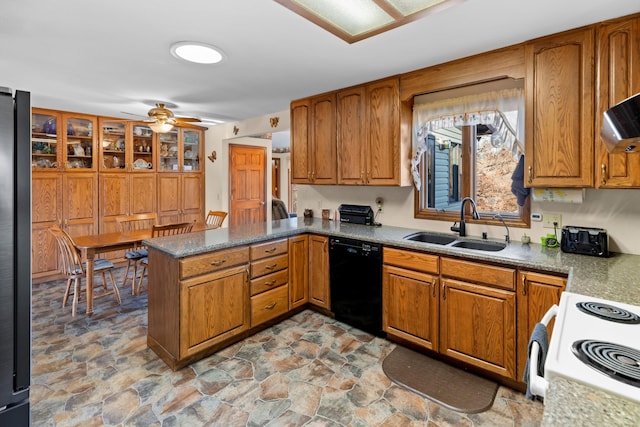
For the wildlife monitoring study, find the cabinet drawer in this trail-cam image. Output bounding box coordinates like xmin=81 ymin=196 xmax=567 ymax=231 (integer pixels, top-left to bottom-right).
xmin=251 ymin=254 xmax=288 ymax=278
xmin=251 ymin=285 xmax=289 ymax=326
xmin=250 ymin=239 xmax=288 ymax=261
xmin=384 ymin=247 xmax=439 ymax=274
xmin=250 ymin=269 xmax=288 ymax=296
xmin=180 ymin=246 xmax=249 ymax=279
xmin=441 ymin=257 xmax=515 ymax=290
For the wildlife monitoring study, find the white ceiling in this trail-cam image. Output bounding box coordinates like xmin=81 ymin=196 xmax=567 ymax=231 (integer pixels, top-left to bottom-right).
xmin=2 ymin=1 xmax=638 ymax=125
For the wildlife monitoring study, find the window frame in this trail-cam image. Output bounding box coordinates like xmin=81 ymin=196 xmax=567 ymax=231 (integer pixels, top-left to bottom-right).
xmin=414 ymin=126 xmax=531 ymax=228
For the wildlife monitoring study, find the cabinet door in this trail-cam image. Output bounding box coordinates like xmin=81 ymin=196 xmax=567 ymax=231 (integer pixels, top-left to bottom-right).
xmin=130 ymin=174 xmax=157 ymax=215
xmin=63 ymin=173 xmax=98 ymax=237
xmin=525 ymin=27 xmax=595 ymax=187
xmin=32 ymin=109 xmax=61 ymax=170
xmin=62 ymin=113 xmax=97 ymax=171
xmin=337 ymin=87 xmax=366 ymax=184
xmin=157 ymin=174 xmax=181 ymax=223
xmin=383 ymin=265 xmax=439 ymax=351
xmin=181 ymin=174 xmax=203 ymax=223
xmin=31 ymin=173 xmax=62 ymax=276
xmin=100 ymin=174 xmax=129 ymax=233
xmin=596 ymin=17 xmax=640 ymax=188
xmin=99 ymin=119 xmax=127 ymax=172
xmin=440 ymin=278 xmax=516 ymax=379
xmin=516 ymin=271 xmax=566 ymax=381
xmin=180 ymin=265 xmax=249 ymax=357
xmin=289 ymin=235 xmax=309 ymax=309
xmin=366 ymin=78 xmax=400 ymax=185
xmin=290 ymin=99 xmax=311 ymax=184
xmin=310 ymin=94 xmax=337 ymax=184
xmin=308 ymin=235 xmax=329 ymax=309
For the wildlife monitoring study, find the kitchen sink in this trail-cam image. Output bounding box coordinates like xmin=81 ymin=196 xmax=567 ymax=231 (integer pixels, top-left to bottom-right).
xmin=403 ymin=232 xmax=457 ymax=245
xmin=450 ymin=240 xmax=506 ymax=252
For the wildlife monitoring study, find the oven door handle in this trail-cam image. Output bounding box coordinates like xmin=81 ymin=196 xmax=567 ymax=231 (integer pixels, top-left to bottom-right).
xmin=529 ymin=304 xmax=558 ymax=399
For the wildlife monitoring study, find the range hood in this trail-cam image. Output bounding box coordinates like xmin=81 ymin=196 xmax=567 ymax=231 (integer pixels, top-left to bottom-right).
xmin=601 ymin=93 xmax=640 ymax=153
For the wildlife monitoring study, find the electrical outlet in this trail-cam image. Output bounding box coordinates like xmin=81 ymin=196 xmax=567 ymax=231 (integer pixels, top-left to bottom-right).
xmin=375 ymin=197 xmax=384 ymax=212
xmin=543 ymin=213 xmax=562 ymax=229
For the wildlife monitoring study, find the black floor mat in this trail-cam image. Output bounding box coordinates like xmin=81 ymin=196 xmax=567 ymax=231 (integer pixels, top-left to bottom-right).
xmin=382 ymin=345 xmax=499 ymax=414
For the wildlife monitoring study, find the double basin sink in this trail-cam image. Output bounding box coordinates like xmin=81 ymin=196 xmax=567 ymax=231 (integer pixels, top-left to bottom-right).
xmin=404 ymin=231 xmax=507 ymax=252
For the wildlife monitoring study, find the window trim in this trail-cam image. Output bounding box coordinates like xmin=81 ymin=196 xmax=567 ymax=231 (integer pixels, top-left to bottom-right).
xmin=414 ymin=126 xmax=531 ymax=228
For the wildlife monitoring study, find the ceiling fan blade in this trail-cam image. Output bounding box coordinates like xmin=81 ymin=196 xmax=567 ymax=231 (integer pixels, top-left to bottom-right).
xmin=173 ymin=117 xmax=202 ymax=124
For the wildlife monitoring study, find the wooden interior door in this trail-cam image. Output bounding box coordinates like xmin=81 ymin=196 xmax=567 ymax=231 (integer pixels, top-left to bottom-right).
xmin=229 ymin=145 xmax=266 ymax=226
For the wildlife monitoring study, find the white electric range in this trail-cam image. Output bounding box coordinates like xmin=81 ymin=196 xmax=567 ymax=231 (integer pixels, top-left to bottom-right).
xmin=543 ymin=291 xmax=640 ymax=403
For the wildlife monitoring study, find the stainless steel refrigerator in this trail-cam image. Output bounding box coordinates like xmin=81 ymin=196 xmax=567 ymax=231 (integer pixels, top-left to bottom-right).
xmin=0 ymin=88 xmax=31 ymax=426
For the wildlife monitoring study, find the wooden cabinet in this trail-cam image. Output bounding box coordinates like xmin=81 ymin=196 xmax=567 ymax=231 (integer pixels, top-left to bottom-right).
xmin=290 ymin=94 xmax=337 ymax=184
xmin=157 ymin=173 xmax=204 ymax=224
xmin=337 ymin=79 xmax=402 ymax=185
xmin=440 ymin=258 xmax=517 ymax=379
xmin=99 ymin=173 xmax=156 ymax=234
xmin=31 ymin=172 xmax=61 ymax=278
xmin=516 ymin=270 xmax=566 ymax=381
xmin=147 ymin=246 xmax=250 ymax=370
xmin=596 ymin=16 xmax=640 ymax=188
xmin=383 ymin=248 xmax=439 ymax=351
xmin=99 ymin=119 xmax=157 ymax=172
xmin=289 ymin=235 xmax=309 ymax=309
xmin=249 ymin=239 xmax=289 ymax=326
xmin=157 ymin=128 xmax=202 ymax=173
xmin=308 ymin=234 xmax=330 ymax=309
xmin=524 ymin=27 xmax=595 ymax=187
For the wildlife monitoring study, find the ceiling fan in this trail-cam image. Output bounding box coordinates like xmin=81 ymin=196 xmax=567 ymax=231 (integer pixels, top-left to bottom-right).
xmin=127 ymin=103 xmax=202 ymax=133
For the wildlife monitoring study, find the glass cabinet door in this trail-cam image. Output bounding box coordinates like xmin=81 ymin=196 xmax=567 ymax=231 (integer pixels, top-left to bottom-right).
xmin=64 ymin=115 xmax=96 ymax=170
xmin=158 ymin=130 xmax=179 ymax=171
xmin=32 ymin=110 xmax=60 ymax=169
xmin=100 ymin=120 xmax=126 ymax=171
xmin=183 ymin=130 xmax=201 ymax=171
xmin=132 ymin=124 xmax=154 ymax=171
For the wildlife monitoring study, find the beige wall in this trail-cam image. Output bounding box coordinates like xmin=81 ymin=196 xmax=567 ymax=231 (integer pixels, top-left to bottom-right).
xmin=206 ymin=111 xmax=640 ymax=255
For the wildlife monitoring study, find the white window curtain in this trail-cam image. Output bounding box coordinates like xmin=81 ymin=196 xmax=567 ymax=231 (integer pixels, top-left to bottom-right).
xmin=411 ymin=86 xmax=525 ymax=190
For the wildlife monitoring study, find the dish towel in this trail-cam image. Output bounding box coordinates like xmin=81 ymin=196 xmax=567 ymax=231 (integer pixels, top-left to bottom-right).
xmin=511 ymin=155 xmax=530 ymax=207
xmin=523 ymin=322 xmax=549 ymax=400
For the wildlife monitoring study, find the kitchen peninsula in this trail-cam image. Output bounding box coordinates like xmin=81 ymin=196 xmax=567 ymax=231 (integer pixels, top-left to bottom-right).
xmin=144 ymin=217 xmax=640 ymax=426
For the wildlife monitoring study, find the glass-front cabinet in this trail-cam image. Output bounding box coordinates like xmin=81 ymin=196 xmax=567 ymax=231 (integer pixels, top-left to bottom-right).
xmin=32 ymin=109 xmax=97 ymax=171
xmin=158 ymin=128 xmax=202 ymax=172
xmin=183 ymin=130 xmax=201 ymax=172
xmin=32 ymin=109 xmax=60 ymax=169
xmin=99 ymin=120 xmax=155 ymax=172
xmin=64 ymin=114 xmax=96 ymax=170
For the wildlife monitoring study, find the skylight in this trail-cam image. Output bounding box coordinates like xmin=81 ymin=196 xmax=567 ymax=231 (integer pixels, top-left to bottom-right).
xmin=274 ymin=0 xmax=462 ymax=43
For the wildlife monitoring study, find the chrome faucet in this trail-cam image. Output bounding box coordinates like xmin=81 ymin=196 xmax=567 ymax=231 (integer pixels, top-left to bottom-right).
xmin=450 ymin=197 xmax=479 ymax=237
xmin=494 ymin=214 xmax=510 ymax=243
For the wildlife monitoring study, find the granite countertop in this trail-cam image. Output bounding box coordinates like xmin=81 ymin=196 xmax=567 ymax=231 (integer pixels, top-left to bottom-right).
xmin=144 ymin=217 xmax=640 ymax=425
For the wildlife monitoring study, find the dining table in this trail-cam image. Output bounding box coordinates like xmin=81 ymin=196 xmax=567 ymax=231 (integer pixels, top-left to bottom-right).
xmin=72 ymin=222 xmax=215 ymax=315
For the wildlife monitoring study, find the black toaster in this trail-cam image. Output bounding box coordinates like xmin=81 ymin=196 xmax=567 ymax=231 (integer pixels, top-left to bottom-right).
xmin=560 ymin=226 xmax=609 ymax=257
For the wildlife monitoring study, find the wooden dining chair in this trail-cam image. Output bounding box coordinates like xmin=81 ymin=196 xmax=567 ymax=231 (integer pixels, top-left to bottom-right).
xmin=205 ymin=210 xmax=227 ymax=228
xmin=135 ymin=221 xmax=195 ymax=295
xmin=115 ymin=213 xmax=158 ymax=294
xmin=49 ymin=226 xmax=121 ymax=316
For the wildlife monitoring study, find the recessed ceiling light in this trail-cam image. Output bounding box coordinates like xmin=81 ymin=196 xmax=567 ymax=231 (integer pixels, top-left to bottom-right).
xmin=170 ymin=41 xmax=225 ymax=64
xmin=274 ymin=0 xmax=463 ymax=43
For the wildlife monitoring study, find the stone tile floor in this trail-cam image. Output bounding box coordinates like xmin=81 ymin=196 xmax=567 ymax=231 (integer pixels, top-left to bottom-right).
xmin=31 ymin=269 xmax=544 ymax=426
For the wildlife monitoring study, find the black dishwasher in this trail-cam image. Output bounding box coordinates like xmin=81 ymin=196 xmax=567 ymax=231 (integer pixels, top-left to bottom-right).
xmin=329 ymin=237 xmax=383 ymax=337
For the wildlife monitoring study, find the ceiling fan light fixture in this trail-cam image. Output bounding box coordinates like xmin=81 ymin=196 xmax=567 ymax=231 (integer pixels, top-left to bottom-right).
xmin=148 ymin=121 xmax=174 ymax=133
xmin=170 ymin=41 xmax=225 ymax=64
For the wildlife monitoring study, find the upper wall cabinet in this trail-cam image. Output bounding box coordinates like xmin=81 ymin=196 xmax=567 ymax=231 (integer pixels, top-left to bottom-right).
xmin=291 ymin=95 xmax=337 ymax=184
xmin=596 ymin=16 xmax=640 ymax=188
xmin=524 ymin=27 xmax=595 ymax=187
xmin=337 ymin=78 xmax=404 ymax=185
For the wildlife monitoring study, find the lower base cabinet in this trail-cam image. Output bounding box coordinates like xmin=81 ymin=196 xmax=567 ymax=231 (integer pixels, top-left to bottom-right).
xmin=383 ymin=248 xmax=566 ymax=384
xmin=309 ymin=235 xmax=330 ymax=309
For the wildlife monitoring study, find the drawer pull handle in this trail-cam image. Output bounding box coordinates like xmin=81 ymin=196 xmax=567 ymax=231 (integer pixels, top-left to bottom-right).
xmin=601 ymin=164 xmax=607 ymax=186
xmin=522 ymin=274 xmax=527 ymax=296
xmin=432 ymin=277 xmax=437 ymax=298
xmin=210 ymin=258 xmax=227 ymax=266
xmin=264 ymin=301 xmax=277 ymax=310
xmin=265 ymin=280 xmax=276 ymax=286
xmin=265 ymin=263 xmax=277 ymax=270
xmin=265 ymin=248 xmax=277 ymax=253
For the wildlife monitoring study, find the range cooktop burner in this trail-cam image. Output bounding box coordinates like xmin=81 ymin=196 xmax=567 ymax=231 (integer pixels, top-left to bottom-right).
xmin=572 ymin=340 xmax=640 ymax=387
xmin=576 ymin=301 xmax=640 ymax=324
